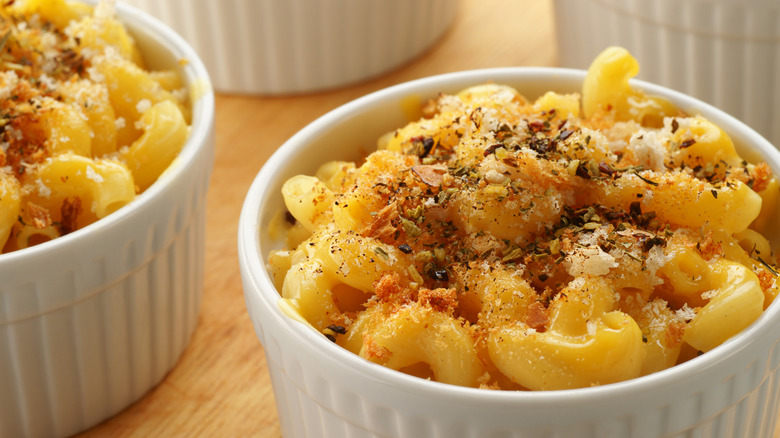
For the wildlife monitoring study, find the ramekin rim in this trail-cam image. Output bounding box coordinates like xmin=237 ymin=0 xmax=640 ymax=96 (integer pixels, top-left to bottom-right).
xmin=238 ymin=66 xmax=780 ymax=404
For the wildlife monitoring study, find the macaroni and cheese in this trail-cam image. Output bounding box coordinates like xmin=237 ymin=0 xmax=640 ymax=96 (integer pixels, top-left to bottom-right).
xmin=0 ymin=0 xmax=189 ymax=253
xmin=268 ymin=47 xmax=780 ymax=390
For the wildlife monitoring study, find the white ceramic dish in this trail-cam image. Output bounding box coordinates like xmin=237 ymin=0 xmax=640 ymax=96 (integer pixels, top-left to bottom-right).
xmin=553 ymin=0 xmax=780 ymax=147
xmin=239 ymin=68 xmax=780 ymax=438
xmin=119 ymin=0 xmax=459 ymax=95
xmin=0 ymin=2 xmax=214 ymax=437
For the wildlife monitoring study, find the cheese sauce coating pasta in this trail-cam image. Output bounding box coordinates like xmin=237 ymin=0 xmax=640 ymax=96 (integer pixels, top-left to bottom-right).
xmin=269 ymin=47 xmax=780 ymax=390
xmin=0 ymin=0 xmax=189 ymax=253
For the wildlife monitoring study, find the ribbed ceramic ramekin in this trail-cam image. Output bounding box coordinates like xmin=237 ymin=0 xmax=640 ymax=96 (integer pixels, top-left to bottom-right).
xmin=0 ymin=2 xmax=214 ymax=438
xmin=238 ymin=68 xmax=780 ymax=438
xmin=553 ymin=0 xmax=780 ymax=147
xmin=118 ymin=0 xmax=459 ymax=95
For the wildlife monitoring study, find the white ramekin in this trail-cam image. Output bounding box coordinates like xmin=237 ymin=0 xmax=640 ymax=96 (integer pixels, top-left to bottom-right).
xmin=0 ymin=2 xmax=215 ymax=438
xmin=553 ymin=0 xmax=780 ymax=148
xmin=238 ymin=68 xmax=780 ymax=438
xmin=118 ymin=0 xmax=459 ymax=95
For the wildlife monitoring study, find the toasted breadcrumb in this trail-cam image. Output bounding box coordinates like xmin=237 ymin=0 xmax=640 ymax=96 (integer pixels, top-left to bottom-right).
xmin=362 ymin=335 xmax=392 ymax=361
xmin=26 ymin=201 xmax=51 ymax=229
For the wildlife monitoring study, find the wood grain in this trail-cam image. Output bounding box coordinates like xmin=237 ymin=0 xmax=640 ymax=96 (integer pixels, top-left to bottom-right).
xmin=74 ymin=0 xmax=780 ymax=436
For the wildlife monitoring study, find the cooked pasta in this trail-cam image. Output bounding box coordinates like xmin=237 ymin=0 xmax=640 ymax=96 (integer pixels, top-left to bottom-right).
xmin=267 ymin=47 xmax=780 ymax=390
xmin=0 ymin=0 xmax=189 ymax=253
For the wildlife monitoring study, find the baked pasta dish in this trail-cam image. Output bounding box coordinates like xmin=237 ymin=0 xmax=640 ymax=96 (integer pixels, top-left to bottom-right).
xmin=0 ymin=0 xmax=189 ymax=253
xmin=267 ymin=47 xmax=780 ymax=390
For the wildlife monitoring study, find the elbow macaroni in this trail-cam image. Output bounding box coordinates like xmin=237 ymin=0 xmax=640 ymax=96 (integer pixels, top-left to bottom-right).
xmin=0 ymin=0 xmax=189 ymax=253
xmin=267 ymin=47 xmax=780 ymax=390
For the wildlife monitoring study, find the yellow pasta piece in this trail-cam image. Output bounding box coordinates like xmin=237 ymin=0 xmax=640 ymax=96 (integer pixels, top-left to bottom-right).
xmin=67 ymin=1 xmax=144 ymax=65
xmin=0 ymin=173 xmax=22 ymax=250
xmin=457 ymin=84 xmax=527 ymax=112
xmin=455 ymin=263 xmax=536 ymax=326
xmin=59 ymin=80 xmax=118 ymax=157
xmin=330 ymin=150 xmax=415 ymax=233
xmin=331 ymin=189 xmax=386 ymax=233
xmin=121 ymin=100 xmax=188 ymax=191
xmin=489 ymin=278 xmax=644 ymax=390
xmin=684 ymin=260 xmax=764 ymax=352
xmin=453 ymin=151 xmax=567 ymax=242
xmin=13 ymin=0 xmax=92 ymax=30
xmin=657 ymin=247 xmax=711 ymax=308
xmin=453 ymin=184 xmax=563 ymax=243
xmin=267 ymin=249 xmax=293 ymax=292
xmin=314 ymin=231 xmax=413 ymax=292
xmin=314 ymin=161 xmax=357 ymax=193
xmin=34 ymin=152 xmax=135 ymax=219
xmin=39 ymin=99 xmax=92 ymax=157
xmin=752 ymin=176 xmax=779 ymax=236
xmin=583 ymin=46 xmax=677 ymax=126
xmin=708 ymin=229 xmax=778 ymax=308
xmin=622 ymin=296 xmax=684 ymax=376
xmin=281 ymin=258 xmax=339 ymax=331
xmin=13 ymin=224 xmax=60 ymax=250
xmin=91 ymin=52 xmax=183 ymax=147
xmin=596 ymin=172 xmax=762 ymax=234
xmin=669 ymin=116 xmax=742 ymax=174
xmin=281 ymin=175 xmax=335 ymax=232
xmin=384 ymin=116 xmax=461 ymax=160
xmin=533 ymin=91 xmax=580 ymax=120
xmin=734 ymin=229 xmax=773 ymax=263
xmin=347 ymin=302 xmax=484 ymax=387
xmin=149 ymin=71 xmax=184 ymax=92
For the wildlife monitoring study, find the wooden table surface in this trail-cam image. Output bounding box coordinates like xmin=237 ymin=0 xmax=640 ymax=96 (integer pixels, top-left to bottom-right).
xmin=73 ymin=0 xmax=779 ymax=436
